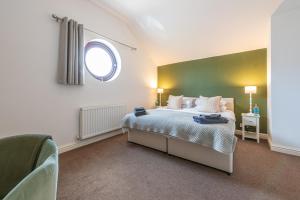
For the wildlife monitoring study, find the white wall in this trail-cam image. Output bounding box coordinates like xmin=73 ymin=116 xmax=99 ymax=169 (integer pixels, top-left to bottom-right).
xmin=0 ymin=0 xmax=156 ymax=147
xmin=270 ymin=0 xmax=300 ymax=150
xmin=97 ymin=0 xmax=283 ymax=66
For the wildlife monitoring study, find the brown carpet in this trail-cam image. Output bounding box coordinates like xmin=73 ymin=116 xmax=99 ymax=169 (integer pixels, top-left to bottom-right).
xmin=58 ymin=134 xmax=300 ymax=200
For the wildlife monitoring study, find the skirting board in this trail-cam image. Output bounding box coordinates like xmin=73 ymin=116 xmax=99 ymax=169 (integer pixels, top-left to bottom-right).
xmin=235 ymin=130 xmax=268 ymax=140
xmin=267 ymin=136 xmax=300 ymax=157
xmin=58 ymin=129 xmax=122 ymax=154
xmin=236 ymin=130 xmax=300 ymax=156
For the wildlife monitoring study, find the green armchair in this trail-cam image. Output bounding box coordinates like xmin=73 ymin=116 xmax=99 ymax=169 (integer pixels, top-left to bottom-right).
xmin=0 ymin=135 xmax=58 ymax=200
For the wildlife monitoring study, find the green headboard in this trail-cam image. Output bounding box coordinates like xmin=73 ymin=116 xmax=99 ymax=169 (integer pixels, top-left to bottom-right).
xmin=157 ymin=49 xmax=267 ymax=133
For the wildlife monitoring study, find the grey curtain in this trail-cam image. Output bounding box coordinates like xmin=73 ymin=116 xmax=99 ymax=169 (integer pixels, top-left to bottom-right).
xmin=57 ymin=17 xmax=84 ymax=85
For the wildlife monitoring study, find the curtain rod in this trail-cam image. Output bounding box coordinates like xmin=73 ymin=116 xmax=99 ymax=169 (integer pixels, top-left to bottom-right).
xmin=51 ymin=14 xmax=137 ymax=51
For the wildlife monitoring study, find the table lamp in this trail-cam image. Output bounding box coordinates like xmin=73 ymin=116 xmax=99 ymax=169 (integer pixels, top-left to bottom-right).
xmin=244 ymin=86 xmax=257 ymax=113
xmin=157 ymin=88 xmax=164 ymax=107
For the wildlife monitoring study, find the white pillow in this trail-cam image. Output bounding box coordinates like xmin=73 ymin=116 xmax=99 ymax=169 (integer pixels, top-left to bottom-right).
xmin=195 ymin=96 xmax=222 ymax=113
xmin=167 ymin=95 xmax=183 ymax=109
xmin=182 ymin=97 xmax=197 ymax=108
xmin=220 ymin=99 xmax=227 ymax=112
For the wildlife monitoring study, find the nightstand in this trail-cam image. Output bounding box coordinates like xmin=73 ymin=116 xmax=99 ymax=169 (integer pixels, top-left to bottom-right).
xmin=241 ymin=113 xmax=260 ymax=143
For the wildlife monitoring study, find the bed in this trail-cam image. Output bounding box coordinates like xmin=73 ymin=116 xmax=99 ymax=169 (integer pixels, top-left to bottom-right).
xmin=122 ymin=98 xmax=237 ymax=174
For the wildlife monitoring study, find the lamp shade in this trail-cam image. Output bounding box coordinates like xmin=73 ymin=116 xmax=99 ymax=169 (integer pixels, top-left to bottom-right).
xmin=157 ymin=88 xmax=164 ymax=94
xmin=245 ymin=86 xmax=257 ymax=94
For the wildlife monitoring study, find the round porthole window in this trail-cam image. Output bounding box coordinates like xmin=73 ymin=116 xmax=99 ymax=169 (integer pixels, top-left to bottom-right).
xmin=84 ymin=39 xmax=121 ymax=82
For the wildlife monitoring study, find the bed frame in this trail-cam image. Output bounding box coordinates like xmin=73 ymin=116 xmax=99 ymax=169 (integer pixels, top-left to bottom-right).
xmin=127 ymin=98 xmax=235 ymax=174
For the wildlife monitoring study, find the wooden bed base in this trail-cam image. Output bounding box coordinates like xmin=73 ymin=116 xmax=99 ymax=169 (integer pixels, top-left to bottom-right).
xmin=127 ymin=129 xmax=233 ymax=174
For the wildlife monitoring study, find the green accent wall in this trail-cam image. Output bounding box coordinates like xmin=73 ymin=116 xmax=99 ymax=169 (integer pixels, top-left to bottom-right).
xmin=157 ymin=49 xmax=267 ymax=133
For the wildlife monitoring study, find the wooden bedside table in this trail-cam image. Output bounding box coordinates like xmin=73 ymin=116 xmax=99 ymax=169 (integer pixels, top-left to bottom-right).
xmin=241 ymin=113 xmax=260 ymax=143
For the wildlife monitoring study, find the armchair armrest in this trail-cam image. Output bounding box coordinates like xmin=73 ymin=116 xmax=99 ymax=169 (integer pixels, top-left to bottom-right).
xmin=0 ymin=134 xmax=52 ymax=199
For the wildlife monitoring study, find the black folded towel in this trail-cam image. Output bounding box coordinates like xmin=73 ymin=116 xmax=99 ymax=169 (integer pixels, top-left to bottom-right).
xmin=200 ymin=114 xmax=221 ymax=120
xmin=134 ymin=107 xmax=147 ymax=117
xmin=134 ymin=107 xmax=146 ymax=112
xmin=193 ymin=115 xmax=228 ymax=124
xmin=135 ymin=111 xmax=146 ymax=117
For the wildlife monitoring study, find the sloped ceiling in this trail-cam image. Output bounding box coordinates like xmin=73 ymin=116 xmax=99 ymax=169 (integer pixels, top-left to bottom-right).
xmin=91 ymin=0 xmax=283 ymax=66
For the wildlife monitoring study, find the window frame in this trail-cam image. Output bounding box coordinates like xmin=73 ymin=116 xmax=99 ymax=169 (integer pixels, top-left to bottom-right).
xmin=84 ymin=40 xmax=121 ymax=82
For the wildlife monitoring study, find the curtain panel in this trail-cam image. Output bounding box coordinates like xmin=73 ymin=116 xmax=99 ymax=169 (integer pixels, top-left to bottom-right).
xmin=57 ymin=17 xmax=85 ymax=85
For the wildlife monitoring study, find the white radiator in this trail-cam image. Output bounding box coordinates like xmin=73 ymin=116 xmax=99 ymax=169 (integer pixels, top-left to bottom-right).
xmin=79 ymin=105 xmax=127 ymax=140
